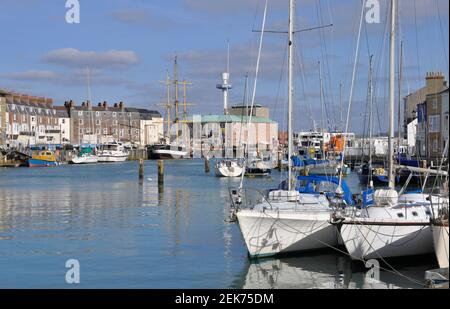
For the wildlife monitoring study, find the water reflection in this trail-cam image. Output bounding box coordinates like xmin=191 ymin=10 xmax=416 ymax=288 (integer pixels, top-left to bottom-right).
xmin=239 ymin=254 xmax=431 ymax=289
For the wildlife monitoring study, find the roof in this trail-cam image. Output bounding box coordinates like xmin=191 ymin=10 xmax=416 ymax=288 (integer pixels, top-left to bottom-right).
xmin=231 ymin=104 xmax=264 ymax=108
xmin=0 ymin=89 xmax=11 ymax=96
xmin=186 ymin=114 xmax=275 ymax=124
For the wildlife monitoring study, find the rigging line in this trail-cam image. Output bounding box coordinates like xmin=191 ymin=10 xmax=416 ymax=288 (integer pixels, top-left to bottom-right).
xmin=294 ymin=37 xmax=314 ymax=130
xmin=315 ymin=0 xmax=334 ymax=130
xmin=257 ymin=210 xmax=424 ymax=286
xmin=338 ymin=0 xmax=366 ymax=189
xmin=435 ymin=0 xmax=449 ymax=73
xmin=413 ymin=0 xmax=422 ymax=83
xmin=239 ymin=0 xmax=268 ymax=191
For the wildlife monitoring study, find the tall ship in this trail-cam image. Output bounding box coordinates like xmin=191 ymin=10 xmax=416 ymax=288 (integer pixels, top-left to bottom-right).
xmin=147 ymin=57 xmax=189 ymax=160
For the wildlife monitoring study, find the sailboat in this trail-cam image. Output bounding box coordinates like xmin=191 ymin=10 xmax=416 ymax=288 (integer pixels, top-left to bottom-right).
xmin=71 ymin=67 xmax=99 ymax=164
xmin=333 ymin=0 xmax=449 ymax=261
xmin=148 ymin=58 xmax=188 ymax=160
xmin=230 ymin=0 xmax=352 ymax=258
xmin=215 ymin=43 xmax=245 ymax=178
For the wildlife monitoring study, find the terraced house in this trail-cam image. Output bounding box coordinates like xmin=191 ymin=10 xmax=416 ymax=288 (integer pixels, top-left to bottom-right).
xmin=1 ymin=91 xmax=60 ymax=147
xmin=0 ymin=89 xmax=164 ymax=148
xmin=67 ymin=100 xmax=163 ymax=146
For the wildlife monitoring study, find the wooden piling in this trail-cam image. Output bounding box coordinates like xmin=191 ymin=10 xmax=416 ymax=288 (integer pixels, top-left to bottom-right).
xmin=204 ymin=157 xmax=210 ymax=174
xmin=138 ymin=159 xmax=144 ymax=182
xmin=158 ymin=160 xmax=164 ymax=185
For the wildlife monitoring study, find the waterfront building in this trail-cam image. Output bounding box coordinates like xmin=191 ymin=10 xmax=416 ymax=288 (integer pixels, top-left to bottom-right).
xmin=0 ymin=89 xmax=164 ymax=148
xmin=2 ymin=91 xmax=60 ymax=147
xmin=137 ymin=108 xmax=164 ymax=146
xmin=68 ymin=101 xmax=163 ymax=147
xmin=0 ymin=89 xmax=8 ymax=146
xmin=404 ymin=72 xmax=448 ymax=140
xmin=416 ymin=88 xmax=449 ymax=161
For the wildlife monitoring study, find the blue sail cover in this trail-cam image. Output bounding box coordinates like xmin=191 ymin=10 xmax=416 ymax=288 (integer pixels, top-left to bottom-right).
xmin=292 ymin=156 xmax=330 ymax=167
xmin=276 ymin=175 xmax=354 ymax=205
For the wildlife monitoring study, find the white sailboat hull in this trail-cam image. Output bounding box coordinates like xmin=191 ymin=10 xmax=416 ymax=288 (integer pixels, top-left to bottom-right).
xmin=215 ymin=161 xmax=243 ymax=177
xmin=237 ymin=208 xmax=339 ymax=258
xmin=98 ymin=153 xmax=128 ymax=162
xmin=432 ymin=223 xmax=449 ymax=269
xmin=339 ymin=218 xmax=433 ymax=261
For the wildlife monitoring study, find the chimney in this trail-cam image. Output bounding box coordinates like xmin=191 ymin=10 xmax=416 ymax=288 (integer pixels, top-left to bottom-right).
xmin=98 ymin=102 xmax=102 ymax=107
xmin=86 ymin=100 xmax=92 ymax=108
xmin=114 ymin=103 xmax=118 ymax=108
xmin=81 ymin=102 xmax=86 ymax=107
xmin=119 ymin=101 xmax=124 ymax=110
xmin=103 ymin=101 xmax=108 ymax=109
xmin=426 ymin=72 xmax=446 ymax=95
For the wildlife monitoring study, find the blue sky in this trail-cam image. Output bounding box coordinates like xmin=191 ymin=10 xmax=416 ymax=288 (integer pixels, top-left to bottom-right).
xmin=0 ymin=0 xmax=448 ymax=134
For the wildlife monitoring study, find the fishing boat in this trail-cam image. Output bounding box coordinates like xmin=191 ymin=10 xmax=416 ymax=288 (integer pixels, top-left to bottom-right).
xmin=97 ymin=142 xmax=128 ymax=162
xmin=230 ymin=0 xmax=351 ymax=259
xmin=215 ymin=159 xmax=243 ymax=177
xmin=333 ymin=0 xmax=449 ymax=261
xmin=28 ymin=150 xmax=58 ymax=167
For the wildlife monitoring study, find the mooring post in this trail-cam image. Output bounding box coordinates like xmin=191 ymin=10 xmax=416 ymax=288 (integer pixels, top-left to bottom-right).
xmin=158 ymin=160 xmax=164 ymax=185
xmin=277 ymin=150 xmax=282 ymax=171
xmin=204 ymin=157 xmax=210 ymax=174
xmin=138 ymin=159 xmax=144 ymax=182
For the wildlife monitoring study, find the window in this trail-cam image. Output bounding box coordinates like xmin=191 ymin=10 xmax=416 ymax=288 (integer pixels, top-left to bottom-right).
xmin=429 ymin=115 xmax=440 ymax=133
xmin=433 ymin=99 xmax=438 ymax=110
xmin=96 ymin=111 xmax=100 ymax=117
xmin=432 ymin=139 xmax=439 ymax=152
xmin=96 ymin=128 xmax=101 ymax=134
xmin=412 ymin=211 xmax=418 ymax=217
xmin=113 ymin=112 xmax=117 ymax=117
xmin=13 ymin=114 xmax=16 ymax=121
xmin=397 ymin=213 xmax=404 ymax=218
xmin=79 ymin=119 xmax=84 ymax=125
xmin=78 ymin=111 xmax=83 ymax=116
xmin=31 ymin=116 xmax=36 ymax=122
xmin=11 ymin=104 xmax=15 ymax=110
xmin=62 ymin=119 xmax=65 ymax=124
xmin=96 ymin=120 xmax=101 ymax=125
xmin=103 ymin=128 xmax=108 ymax=135
xmin=79 ymin=128 xmax=83 ymax=134
xmin=22 ymin=115 xmax=26 ymax=122
xmin=113 ymin=120 xmax=118 ymax=126
xmin=120 ymin=129 xmax=124 ymax=137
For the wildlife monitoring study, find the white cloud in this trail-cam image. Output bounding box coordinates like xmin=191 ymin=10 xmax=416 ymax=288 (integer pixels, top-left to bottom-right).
xmin=42 ymin=48 xmax=139 ymax=69
xmin=5 ymin=70 xmax=57 ymax=81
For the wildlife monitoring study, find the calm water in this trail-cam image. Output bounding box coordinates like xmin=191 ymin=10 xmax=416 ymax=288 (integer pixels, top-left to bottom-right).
xmin=0 ymin=161 xmax=435 ymax=288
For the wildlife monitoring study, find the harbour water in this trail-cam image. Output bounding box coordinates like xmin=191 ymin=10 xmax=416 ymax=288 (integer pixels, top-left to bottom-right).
xmin=0 ymin=161 xmax=435 ymax=288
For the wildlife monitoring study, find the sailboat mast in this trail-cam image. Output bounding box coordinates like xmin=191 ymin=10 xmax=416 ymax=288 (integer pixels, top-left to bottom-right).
xmin=369 ymin=55 xmax=374 ymax=184
xmin=398 ymin=40 xmax=403 ymax=150
xmin=287 ymin=0 xmax=295 ymax=191
xmin=388 ymin=0 xmax=397 ymax=189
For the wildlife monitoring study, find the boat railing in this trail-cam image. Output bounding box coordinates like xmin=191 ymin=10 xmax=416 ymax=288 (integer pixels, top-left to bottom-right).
xmin=228 ymin=187 xmax=275 ymax=210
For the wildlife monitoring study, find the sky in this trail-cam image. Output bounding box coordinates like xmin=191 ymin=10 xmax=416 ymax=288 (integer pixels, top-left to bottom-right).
xmin=0 ymin=0 xmax=448 ymax=134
